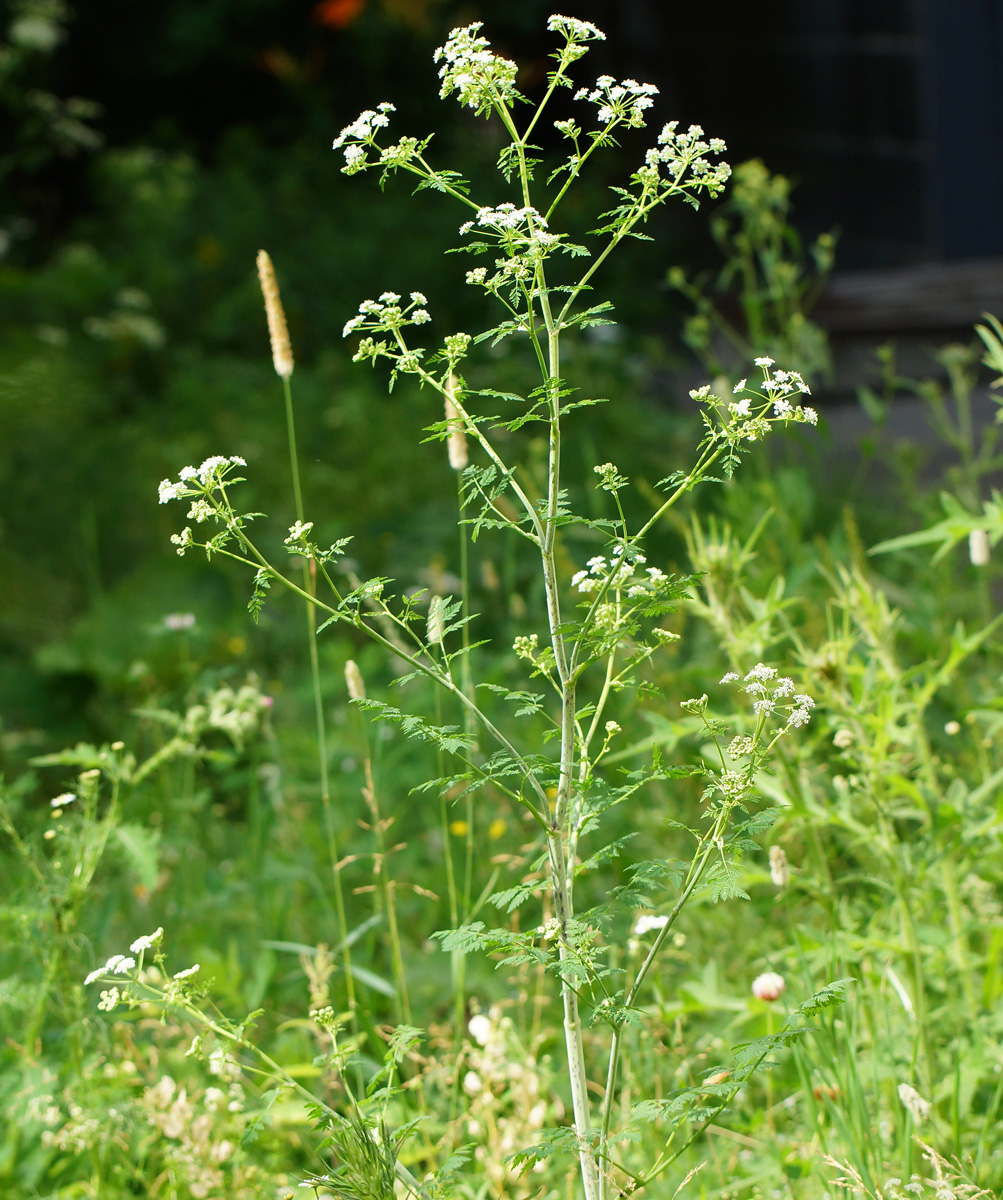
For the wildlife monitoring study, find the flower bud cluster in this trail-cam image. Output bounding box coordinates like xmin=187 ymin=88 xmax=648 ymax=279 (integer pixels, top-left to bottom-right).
xmin=575 ymin=74 xmax=659 ymax=129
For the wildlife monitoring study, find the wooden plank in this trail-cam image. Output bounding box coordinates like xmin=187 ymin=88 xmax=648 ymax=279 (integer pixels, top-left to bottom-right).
xmin=815 ymin=258 xmax=1003 ymax=332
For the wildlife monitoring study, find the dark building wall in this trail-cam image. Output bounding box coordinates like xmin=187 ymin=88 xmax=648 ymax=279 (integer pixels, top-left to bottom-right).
xmin=606 ymin=0 xmax=1002 ymax=267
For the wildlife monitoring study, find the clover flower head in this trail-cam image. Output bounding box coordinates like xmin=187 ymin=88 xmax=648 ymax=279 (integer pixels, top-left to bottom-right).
xmin=751 ymin=971 xmax=785 ymax=1001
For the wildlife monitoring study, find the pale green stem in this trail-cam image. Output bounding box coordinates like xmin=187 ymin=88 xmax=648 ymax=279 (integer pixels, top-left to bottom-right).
xmin=282 ymin=374 xmax=356 ymax=1014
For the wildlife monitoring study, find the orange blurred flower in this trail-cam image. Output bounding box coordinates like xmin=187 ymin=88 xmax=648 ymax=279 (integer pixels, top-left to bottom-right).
xmin=313 ymin=0 xmax=366 ymax=28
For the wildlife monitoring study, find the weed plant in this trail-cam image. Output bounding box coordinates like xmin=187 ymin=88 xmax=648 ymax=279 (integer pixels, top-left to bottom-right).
xmin=2 ymin=13 xmax=1003 ymax=1200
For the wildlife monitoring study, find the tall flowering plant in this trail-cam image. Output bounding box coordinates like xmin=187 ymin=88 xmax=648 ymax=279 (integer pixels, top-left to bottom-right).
xmin=89 ymin=15 xmax=845 ymax=1198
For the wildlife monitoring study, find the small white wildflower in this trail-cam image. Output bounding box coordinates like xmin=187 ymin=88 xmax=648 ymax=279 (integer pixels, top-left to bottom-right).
xmin=285 ymin=520 xmax=313 ymax=545
xmin=604 ymin=720 xmax=621 ymax=734
xmin=833 ymin=728 xmax=854 ymax=749
xmin=944 ymin=720 xmax=961 ymax=736
xmin=158 ymin=479 xmax=186 ymax=504
xmin=720 ymin=671 xmax=740 ymax=684
xmin=462 ymin=1070 xmax=483 ymax=1096
xmin=744 ymin=663 xmax=777 ymax=684
xmin=129 ymin=928 xmax=164 ymax=954
xmin=173 ymin=964 xmax=200 ymax=981
xmin=754 ymin=356 xmax=774 ymax=367
xmin=50 ymin=792 xmax=76 ymax=808
xmin=547 ymin=14 xmax=606 ymax=41
xmin=633 ymin=913 xmax=669 ymax=936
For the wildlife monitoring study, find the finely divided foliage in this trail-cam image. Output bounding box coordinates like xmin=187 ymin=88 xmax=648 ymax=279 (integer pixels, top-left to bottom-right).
xmin=119 ymin=15 xmax=829 ymax=1198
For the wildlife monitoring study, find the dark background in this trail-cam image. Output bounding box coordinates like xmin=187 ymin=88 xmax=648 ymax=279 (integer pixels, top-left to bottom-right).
xmin=8 ymin=0 xmax=1003 ymax=267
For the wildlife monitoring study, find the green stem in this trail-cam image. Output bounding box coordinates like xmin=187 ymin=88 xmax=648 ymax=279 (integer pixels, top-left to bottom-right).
xmin=281 ymin=374 xmax=356 ymax=1015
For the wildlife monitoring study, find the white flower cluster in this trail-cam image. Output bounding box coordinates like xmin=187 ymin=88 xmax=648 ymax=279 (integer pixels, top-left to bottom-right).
xmin=461 ymin=203 xmax=550 ymax=235
xmin=461 ymin=205 xmax=562 ymax=293
xmin=284 ymin=520 xmax=314 ymax=546
xmin=331 ymin=102 xmax=395 ymax=174
xmin=641 ymin=122 xmax=731 ymax=195
xmin=571 ymin=546 xmax=667 ymax=599
xmin=721 ymin=663 xmax=815 ymax=728
xmin=547 ymin=14 xmax=605 ymax=42
xmin=342 ymin=291 xmax=431 ymax=339
xmin=434 ymin=22 xmax=519 ymax=114
xmin=750 ymin=356 xmax=818 ymax=422
xmin=691 ymin=359 xmax=817 ymax=441
xmin=575 ymin=74 xmax=659 ymax=129
xmin=84 ymin=954 xmax=135 ymax=986
xmin=158 ymin=455 xmax=246 ymax=504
